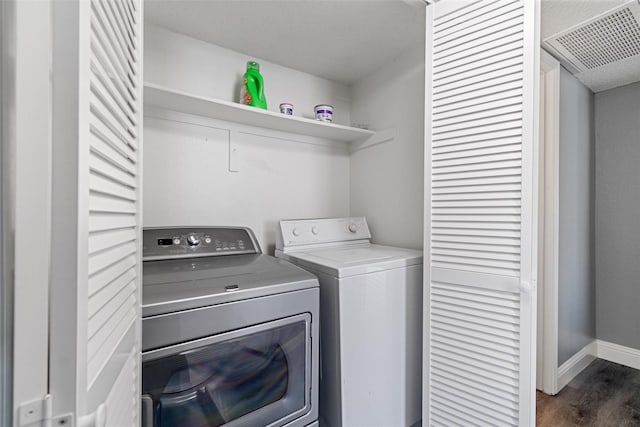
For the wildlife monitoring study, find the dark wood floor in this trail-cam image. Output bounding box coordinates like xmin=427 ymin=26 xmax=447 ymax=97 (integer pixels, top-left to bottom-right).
xmin=537 ymin=359 xmax=640 ymax=426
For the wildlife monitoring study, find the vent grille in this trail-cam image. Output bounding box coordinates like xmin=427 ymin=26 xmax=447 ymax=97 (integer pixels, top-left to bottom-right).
xmin=557 ymin=7 xmax=640 ymax=69
xmin=544 ymin=1 xmax=640 ymax=72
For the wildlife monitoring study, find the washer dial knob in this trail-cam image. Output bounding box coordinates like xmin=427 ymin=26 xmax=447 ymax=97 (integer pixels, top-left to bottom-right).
xmin=348 ymin=224 xmax=358 ymax=233
xmin=312 ymin=226 xmax=319 ymax=235
xmin=187 ymin=234 xmax=201 ymax=246
xmin=292 ymin=228 xmax=301 ymax=237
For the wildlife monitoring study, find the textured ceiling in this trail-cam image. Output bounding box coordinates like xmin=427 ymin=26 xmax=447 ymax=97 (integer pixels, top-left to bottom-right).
xmin=144 ymin=0 xmax=426 ymax=86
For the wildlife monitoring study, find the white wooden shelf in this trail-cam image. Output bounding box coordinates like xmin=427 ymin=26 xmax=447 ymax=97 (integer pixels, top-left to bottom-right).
xmin=144 ymin=83 xmax=375 ymax=143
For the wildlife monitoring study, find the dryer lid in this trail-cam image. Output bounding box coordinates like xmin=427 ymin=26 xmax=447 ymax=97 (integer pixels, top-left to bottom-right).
xmin=142 ymin=254 xmax=317 ymax=317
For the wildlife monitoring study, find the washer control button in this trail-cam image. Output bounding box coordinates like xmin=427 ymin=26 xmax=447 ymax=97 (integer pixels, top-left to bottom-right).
xmin=312 ymin=226 xmax=319 ymax=235
xmin=172 ymin=237 xmax=181 ymax=245
xmin=187 ymin=234 xmax=201 ymax=246
xmin=348 ymin=224 xmax=358 ymax=233
xmin=292 ymin=228 xmax=301 ymax=237
xmin=204 ymin=237 xmax=212 ymax=244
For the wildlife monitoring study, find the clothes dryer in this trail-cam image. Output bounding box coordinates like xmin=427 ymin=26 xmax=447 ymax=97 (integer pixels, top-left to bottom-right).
xmin=142 ymin=227 xmax=319 ymax=427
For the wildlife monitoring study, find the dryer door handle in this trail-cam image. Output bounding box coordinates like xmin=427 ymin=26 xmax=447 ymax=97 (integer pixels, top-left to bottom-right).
xmin=141 ymin=395 xmax=154 ymax=427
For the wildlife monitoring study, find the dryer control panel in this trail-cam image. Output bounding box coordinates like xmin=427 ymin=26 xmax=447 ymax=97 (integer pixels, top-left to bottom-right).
xmin=143 ymin=227 xmax=260 ymax=261
xmin=276 ymin=217 xmax=371 ymax=249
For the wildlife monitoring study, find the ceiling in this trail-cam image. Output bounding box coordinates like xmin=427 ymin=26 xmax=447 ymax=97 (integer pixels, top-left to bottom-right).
xmin=144 ymin=0 xmax=426 ymax=86
xmin=145 ymin=0 xmax=640 ymax=92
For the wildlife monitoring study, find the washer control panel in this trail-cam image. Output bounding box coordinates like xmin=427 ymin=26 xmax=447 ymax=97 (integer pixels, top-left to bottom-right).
xmin=143 ymin=227 xmax=259 ymax=261
xmin=277 ymin=217 xmax=371 ymax=248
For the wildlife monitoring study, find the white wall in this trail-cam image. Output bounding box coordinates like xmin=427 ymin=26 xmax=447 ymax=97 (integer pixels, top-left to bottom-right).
xmin=145 ymin=24 xmax=352 ymax=125
xmin=143 ymin=25 xmax=351 ymax=252
xmin=557 ymin=68 xmax=596 ymax=365
xmin=349 ymin=44 xmax=425 ymax=250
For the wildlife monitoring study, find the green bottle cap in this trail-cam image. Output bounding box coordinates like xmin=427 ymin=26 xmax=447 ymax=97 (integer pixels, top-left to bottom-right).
xmin=246 ymin=61 xmax=260 ymax=71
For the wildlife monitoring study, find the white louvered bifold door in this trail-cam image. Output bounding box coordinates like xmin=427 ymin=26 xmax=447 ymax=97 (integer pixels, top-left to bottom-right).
xmin=424 ymin=1 xmax=539 ymax=426
xmin=49 ymin=0 xmax=142 ymax=425
xmin=87 ymin=0 xmax=142 ymax=424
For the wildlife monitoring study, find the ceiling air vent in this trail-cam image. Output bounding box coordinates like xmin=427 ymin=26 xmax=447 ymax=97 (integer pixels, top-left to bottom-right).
xmin=544 ymin=0 xmax=640 ymax=73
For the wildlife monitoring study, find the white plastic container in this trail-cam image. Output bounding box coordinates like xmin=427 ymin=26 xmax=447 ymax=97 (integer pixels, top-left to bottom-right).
xmin=279 ymin=103 xmax=294 ymax=115
xmin=314 ymin=104 xmax=333 ymax=122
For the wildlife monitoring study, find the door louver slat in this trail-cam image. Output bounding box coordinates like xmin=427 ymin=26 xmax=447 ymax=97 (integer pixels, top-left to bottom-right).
xmin=434 ymin=0 xmax=514 ymax=36
xmin=104 ymin=348 xmax=137 ymax=426
xmin=433 ymin=91 xmax=523 ymax=120
xmin=98 ymin=0 xmax=137 ymax=72
xmin=90 ymin=193 xmax=137 ymax=215
xmin=89 ymin=213 xmax=136 ymax=233
xmin=87 ymin=282 xmax=136 ymax=339
xmin=436 ymin=23 xmax=524 ymax=64
xmin=432 ymin=103 xmax=522 ymax=129
xmin=435 ymin=4 xmax=523 ymax=49
xmin=87 ymin=306 xmax=136 ymax=382
xmin=92 ymin=1 xmax=136 ymax=78
xmin=90 ymin=46 xmax=136 ymax=112
xmin=433 ymin=378 xmax=519 ymax=415
xmin=90 ymin=152 xmax=136 ymax=188
xmin=89 ymin=228 xmax=137 ymax=254
xmin=88 ymin=255 xmax=137 ymax=297
xmin=434 ymin=40 xmax=524 ymax=75
xmin=432 ymin=79 xmax=523 ymax=108
xmin=433 ymin=66 xmax=524 ymax=99
xmin=90 ymin=133 xmax=136 ymax=174
xmin=90 ymin=115 xmax=137 ymax=160
xmin=433 ymin=141 xmax=522 ymax=159
xmin=88 ymin=268 xmax=137 ymax=315
xmin=90 ymin=67 xmax=137 ymax=129
xmin=89 ymin=172 xmax=136 ymax=201
xmin=432 ymin=359 xmax=519 ymax=394
xmin=433 ymin=49 xmax=523 ymax=84
xmin=88 ymin=241 xmax=137 ymax=275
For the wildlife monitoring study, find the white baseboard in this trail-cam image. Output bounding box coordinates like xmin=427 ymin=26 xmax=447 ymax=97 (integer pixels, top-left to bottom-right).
xmin=555 ymin=340 xmax=640 ymax=393
xmin=557 ymin=340 xmax=597 ymax=391
xmin=597 ymin=340 xmax=640 ymax=370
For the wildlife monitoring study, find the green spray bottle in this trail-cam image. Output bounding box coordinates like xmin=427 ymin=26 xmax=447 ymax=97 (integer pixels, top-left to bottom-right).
xmin=240 ymin=61 xmax=267 ymax=109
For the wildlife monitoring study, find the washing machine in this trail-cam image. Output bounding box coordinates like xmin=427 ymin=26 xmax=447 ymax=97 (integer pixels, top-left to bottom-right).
xmin=141 ymin=226 xmax=319 ymax=427
xmin=275 ymin=217 xmax=423 ymax=427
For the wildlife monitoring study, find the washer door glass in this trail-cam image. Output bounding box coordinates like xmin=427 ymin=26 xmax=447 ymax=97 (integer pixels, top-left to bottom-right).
xmin=142 ymin=315 xmax=310 ymax=427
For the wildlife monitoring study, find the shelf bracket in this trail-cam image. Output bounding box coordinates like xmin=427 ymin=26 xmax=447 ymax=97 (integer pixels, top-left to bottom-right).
xmin=349 ymin=127 xmax=397 ymax=153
